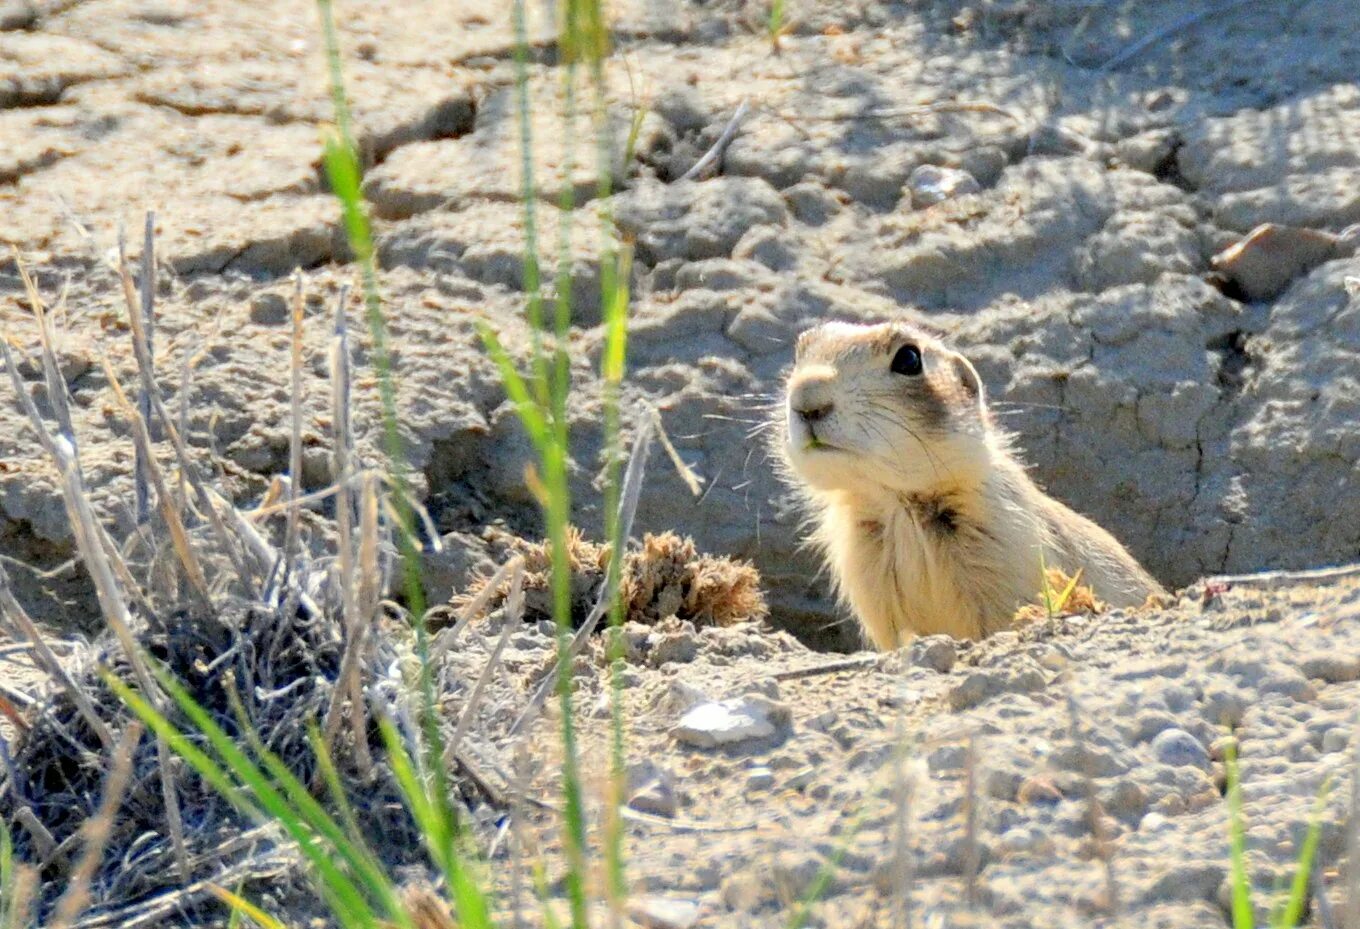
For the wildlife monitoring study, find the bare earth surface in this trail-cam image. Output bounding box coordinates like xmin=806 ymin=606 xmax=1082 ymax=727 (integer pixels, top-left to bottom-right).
xmin=1 ymin=0 xmax=1359 ymax=926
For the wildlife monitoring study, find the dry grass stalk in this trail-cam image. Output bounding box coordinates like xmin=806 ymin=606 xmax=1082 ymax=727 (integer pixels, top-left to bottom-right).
xmin=509 ymin=412 xmax=654 ymax=738
xmin=0 ymin=337 xmax=153 ymax=627
xmin=962 ymin=735 xmax=981 ymax=908
xmin=14 ymin=805 xmax=57 ymax=861
xmin=1344 ymin=710 xmax=1360 ymax=929
xmin=0 ymin=565 xmax=113 ymax=750
xmin=131 ymin=216 xmax=155 ymax=527
xmin=13 ymin=250 xmax=77 ymax=446
xmin=98 ymin=356 xmax=212 ymax=607
xmin=285 ymin=271 xmax=306 ymax=584
xmin=428 ymin=554 xmax=524 ymax=663
xmin=49 ymin=722 xmax=144 ymax=929
xmin=446 ymin=558 xmax=526 ymax=767
xmin=1067 ymin=688 xmax=1120 ymax=914
xmin=7 ymin=253 xmax=193 ymax=884
xmin=51 ymin=433 xmax=191 ymax=878
xmin=680 ymin=98 xmax=749 ymax=181
xmin=116 ymin=240 xmax=256 ymax=596
xmin=321 ymin=285 xmax=371 ymax=772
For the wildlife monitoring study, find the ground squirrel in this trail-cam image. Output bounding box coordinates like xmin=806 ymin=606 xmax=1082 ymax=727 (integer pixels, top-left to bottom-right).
xmin=778 ymin=320 xmax=1165 ymax=649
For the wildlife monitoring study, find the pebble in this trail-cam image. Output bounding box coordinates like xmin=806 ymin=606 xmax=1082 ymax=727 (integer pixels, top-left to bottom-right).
xmin=907 ymin=635 xmax=956 ymax=673
xmin=672 ymin=695 xmax=791 ymax=749
xmin=628 ymin=780 xmax=678 ymax=818
xmin=628 ymin=896 xmax=700 ymax=929
xmin=1151 ymin=728 xmax=1211 ymax=769
xmin=1321 ymin=727 xmax=1351 ymax=753
xmin=907 ymin=164 xmax=982 ymax=207
xmin=745 ymin=766 xmax=775 ymax=792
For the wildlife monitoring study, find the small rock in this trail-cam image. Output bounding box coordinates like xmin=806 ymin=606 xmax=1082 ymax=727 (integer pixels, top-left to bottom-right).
xmin=1210 ymin=223 xmax=1352 ymax=301
xmin=985 ymin=768 xmax=1023 ymax=801
xmin=996 ymin=825 xmax=1054 ymax=859
xmin=628 ymin=780 xmax=678 ymax=818
xmin=720 ymin=873 xmax=765 ymax=910
xmin=672 ymin=695 xmax=790 ymax=749
xmin=907 ymin=164 xmax=981 ymax=207
xmin=649 ymin=631 xmax=698 ymax=666
xmin=1151 ymin=728 xmax=1210 ymax=769
xmin=1298 ymin=652 xmax=1360 ymax=683
xmin=1017 ymin=775 xmax=1065 ymax=805
xmin=628 ymin=895 xmax=700 ymax=929
xmin=249 ymin=291 xmax=290 ymax=325
xmin=907 ymin=635 xmax=956 ymax=673
xmin=786 ymin=767 xmax=816 ymax=791
xmin=927 ymin=744 xmax=968 ymax=776
xmin=1322 ymin=728 xmax=1350 ymax=753
xmin=1133 ymin=710 xmax=1178 ymax=742
xmin=1102 ymin=779 xmax=1148 ymax=821
xmin=1258 ymin=670 xmax=1315 ymax=701
xmin=745 ymin=766 xmax=775 ymax=792
xmin=783 ymin=181 xmax=842 ymax=225
xmin=1201 ymin=682 xmax=1250 ymax=727
xmin=773 ymin=850 xmax=835 ymax=899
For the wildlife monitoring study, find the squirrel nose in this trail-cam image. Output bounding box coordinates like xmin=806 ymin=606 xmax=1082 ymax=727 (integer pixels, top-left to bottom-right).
xmin=790 ymin=372 xmax=836 ymax=424
xmin=796 ymin=401 xmax=833 ymax=423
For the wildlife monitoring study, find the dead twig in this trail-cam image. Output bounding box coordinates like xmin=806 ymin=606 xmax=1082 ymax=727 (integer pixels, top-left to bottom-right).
xmin=507 ymin=411 xmax=655 ymax=738
xmin=679 ymin=99 xmax=750 ymax=181
xmin=771 ymin=655 xmax=879 ymax=681
xmin=1203 ymin=564 xmax=1360 ymax=591
xmin=1096 ymin=0 xmax=1267 ymax=72
xmin=444 ymin=558 xmax=526 ymax=768
xmin=1067 ymin=687 xmax=1120 ymax=914
xmin=49 ymin=722 xmax=144 ymax=929
xmin=133 ymin=214 xmax=155 ymax=527
xmin=284 ymin=271 xmax=306 ymax=587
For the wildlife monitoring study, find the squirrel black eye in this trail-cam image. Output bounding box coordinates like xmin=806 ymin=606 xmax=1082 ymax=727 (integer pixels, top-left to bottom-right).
xmin=890 ymin=344 xmax=923 ymax=377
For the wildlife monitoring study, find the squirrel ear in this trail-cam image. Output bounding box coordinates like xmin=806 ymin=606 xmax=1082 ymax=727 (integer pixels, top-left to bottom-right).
xmin=953 ymin=353 xmax=986 ymax=406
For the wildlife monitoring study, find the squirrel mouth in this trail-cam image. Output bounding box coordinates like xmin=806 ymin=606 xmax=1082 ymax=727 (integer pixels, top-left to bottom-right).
xmin=799 ymin=425 xmax=838 ymax=453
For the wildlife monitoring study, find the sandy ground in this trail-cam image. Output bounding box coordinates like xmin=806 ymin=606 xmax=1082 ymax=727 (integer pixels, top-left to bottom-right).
xmin=1 ymin=0 xmax=1358 ymax=925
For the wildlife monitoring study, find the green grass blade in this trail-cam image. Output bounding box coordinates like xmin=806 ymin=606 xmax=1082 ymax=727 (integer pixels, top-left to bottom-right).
xmin=104 ymin=671 xmax=379 ymax=929
xmin=1273 ymin=776 xmax=1334 ymax=928
xmin=0 ymin=816 xmax=15 ymax=929
xmin=478 ymin=324 xmax=552 ymax=452
xmin=510 ymin=0 xmax=549 ymax=404
xmin=378 ymin=720 xmax=494 ymax=929
xmin=217 ymin=677 xmax=406 ymax=922
xmin=784 ymin=805 xmax=865 ymax=929
xmin=210 ymin=884 xmax=288 ymax=929
xmin=1053 ymin=568 xmax=1083 ymax=615
xmin=1224 ymin=737 xmax=1255 ymax=929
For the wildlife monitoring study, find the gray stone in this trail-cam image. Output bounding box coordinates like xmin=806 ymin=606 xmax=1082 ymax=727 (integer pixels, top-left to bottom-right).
xmin=628 ymin=896 xmax=700 ymax=929
xmin=672 ymin=695 xmax=791 ymax=749
xmin=907 ymin=164 xmax=982 ymax=207
xmin=1150 ymin=729 xmax=1211 ymax=769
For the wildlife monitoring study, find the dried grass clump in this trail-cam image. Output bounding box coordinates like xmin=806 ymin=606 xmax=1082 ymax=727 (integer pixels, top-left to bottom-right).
xmin=453 ymin=529 xmax=767 ymax=630
xmin=0 ymin=236 xmax=454 ymax=923
xmin=1013 ymin=567 xmax=1106 ymax=625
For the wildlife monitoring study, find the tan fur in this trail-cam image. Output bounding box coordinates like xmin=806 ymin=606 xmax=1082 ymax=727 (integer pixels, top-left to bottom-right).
xmin=778 ymin=321 xmax=1165 ymax=650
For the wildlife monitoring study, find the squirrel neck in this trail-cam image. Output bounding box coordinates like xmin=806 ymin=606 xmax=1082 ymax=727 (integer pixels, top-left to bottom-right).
xmin=814 ymin=448 xmax=1051 ymax=648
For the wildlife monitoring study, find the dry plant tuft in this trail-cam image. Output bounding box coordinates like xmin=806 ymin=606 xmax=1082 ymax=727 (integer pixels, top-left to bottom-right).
xmin=0 ymin=232 xmax=464 ymax=921
xmin=1013 ymin=567 xmax=1106 ymax=624
xmin=453 ymin=529 xmax=767 ymax=631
